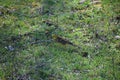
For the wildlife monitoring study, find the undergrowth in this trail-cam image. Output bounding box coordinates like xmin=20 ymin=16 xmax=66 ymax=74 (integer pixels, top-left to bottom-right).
xmin=0 ymin=0 xmax=120 ymax=80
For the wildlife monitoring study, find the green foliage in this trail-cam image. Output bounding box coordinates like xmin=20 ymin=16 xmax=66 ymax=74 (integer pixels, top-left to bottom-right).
xmin=0 ymin=0 xmax=120 ymax=80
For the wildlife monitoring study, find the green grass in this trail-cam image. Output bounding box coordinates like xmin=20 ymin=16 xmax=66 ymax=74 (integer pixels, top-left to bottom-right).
xmin=0 ymin=0 xmax=120 ymax=80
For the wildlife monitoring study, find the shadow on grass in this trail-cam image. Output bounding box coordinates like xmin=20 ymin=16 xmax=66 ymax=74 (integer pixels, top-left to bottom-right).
xmin=0 ymin=25 xmax=56 ymax=80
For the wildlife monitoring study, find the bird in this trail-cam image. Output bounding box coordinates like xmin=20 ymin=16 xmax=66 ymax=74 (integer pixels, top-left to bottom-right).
xmin=52 ymin=34 xmax=81 ymax=48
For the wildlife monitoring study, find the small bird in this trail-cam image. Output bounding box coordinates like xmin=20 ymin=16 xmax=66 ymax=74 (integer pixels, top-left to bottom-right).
xmin=52 ymin=34 xmax=81 ymax=48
